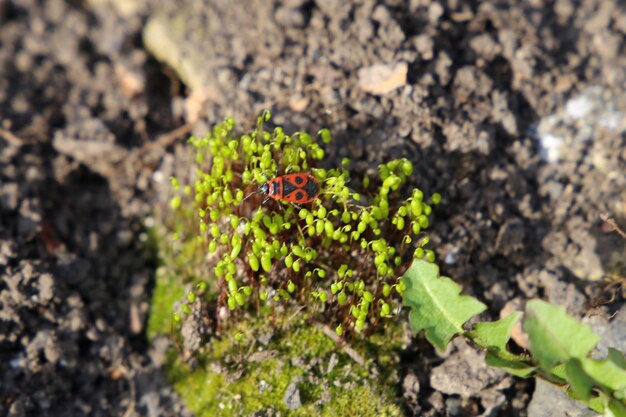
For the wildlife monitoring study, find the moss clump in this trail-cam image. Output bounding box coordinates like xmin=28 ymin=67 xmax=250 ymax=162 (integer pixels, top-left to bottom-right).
xmin=168 ymin=111 xmax=439 ymax=337
xmin=147 ymin=112 xmax=440 ymax=416
xmin=148 ymin=269 xmax=404 ymax=417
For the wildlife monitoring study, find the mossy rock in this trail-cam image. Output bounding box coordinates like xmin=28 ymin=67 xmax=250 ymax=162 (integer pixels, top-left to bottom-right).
xmin=148 ymin=266 xmax=406 ymax=417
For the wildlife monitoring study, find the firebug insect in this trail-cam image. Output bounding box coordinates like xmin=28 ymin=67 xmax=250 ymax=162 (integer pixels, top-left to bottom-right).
xmin=245 ymin=173 xmax=320 ymax=205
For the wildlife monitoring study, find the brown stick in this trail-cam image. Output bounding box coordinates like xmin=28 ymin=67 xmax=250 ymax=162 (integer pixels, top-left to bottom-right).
xmin=600 ymin=213 xmax=626 ymax=240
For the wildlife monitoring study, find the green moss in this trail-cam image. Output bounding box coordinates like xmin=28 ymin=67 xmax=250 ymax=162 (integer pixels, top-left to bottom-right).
xmin=167 ymin=350 xmax=226 ymax=413
xmin=163 ymin=113 xmax=438 ymax=338
xmin=145 ymin=114 xmax=428 ymax=416
xmin=280 ymin=323 xmax=336 ymax=359
xmin=323 ymin=385 xmax=403 ymax=417
xmin=146 ymin=266 xmax=184 ymax=340
xmin=148 ymin=262 xmax=405 ymax=417
xmin=170 ymin=331 xmax=403 ymax=416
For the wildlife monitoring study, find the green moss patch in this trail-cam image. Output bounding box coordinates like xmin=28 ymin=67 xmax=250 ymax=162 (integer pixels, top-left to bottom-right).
xmin=148 ymin=266 xmax=405 ymax=417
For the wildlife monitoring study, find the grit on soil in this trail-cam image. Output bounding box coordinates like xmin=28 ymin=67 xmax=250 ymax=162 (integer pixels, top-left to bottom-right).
xmin=1 ymin=0 xmax=625 ymax=416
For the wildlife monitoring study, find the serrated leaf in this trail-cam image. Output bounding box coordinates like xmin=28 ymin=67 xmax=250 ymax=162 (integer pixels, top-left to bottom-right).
xmin=523 ymin=300 xmax=599 ymax=369
xmin=608 ymin=397 xmax=626 ymax=417
xmin=565 ymin=358 xmax=596 ymax=400
xmin=608 ymin=348 xmax=626 ymax=371
xmin=577 ymin=390 xmax=609 ymax=414
xmin=485 ymin=350 xmax=536 ymax=378
xmin=579 ymin=354 xmax=626 ymax=394
xmin=402 ymin=260 xmax=486 ymax=351
xmin=549 ymin=363 xmax=568 ymax=381
xmin=468 ymin=312 xmax=523 ymax=350
xmin=468 ymin=312 xmax=536 ymax=377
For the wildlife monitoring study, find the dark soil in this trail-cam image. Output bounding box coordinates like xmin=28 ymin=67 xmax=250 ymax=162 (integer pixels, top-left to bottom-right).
xmin=1 ymin=0 xmax=624 ymax=416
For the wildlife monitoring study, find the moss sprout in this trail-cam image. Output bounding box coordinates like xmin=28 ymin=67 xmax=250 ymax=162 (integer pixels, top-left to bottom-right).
xmin=168 ymin=112 xmax=439 ymax=337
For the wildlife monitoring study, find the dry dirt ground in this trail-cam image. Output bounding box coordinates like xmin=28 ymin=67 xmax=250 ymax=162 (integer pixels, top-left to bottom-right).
xmin=1 ymin=0 xmax=625 ymax=416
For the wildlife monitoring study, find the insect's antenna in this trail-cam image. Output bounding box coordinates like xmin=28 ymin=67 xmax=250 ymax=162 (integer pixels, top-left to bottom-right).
xmin=241 ymin=191 xmax=261 ymax=202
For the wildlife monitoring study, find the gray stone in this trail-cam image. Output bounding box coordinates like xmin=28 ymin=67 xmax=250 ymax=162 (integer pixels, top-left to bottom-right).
xmin=283 ymin=381 xmax=301 ymax=410
xmin=528 ymin=379 xmax=599 ymax=417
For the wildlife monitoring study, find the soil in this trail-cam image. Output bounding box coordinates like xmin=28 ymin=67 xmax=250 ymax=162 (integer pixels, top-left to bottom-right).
xmin=1 ymin=0 xmax=625 ymax=416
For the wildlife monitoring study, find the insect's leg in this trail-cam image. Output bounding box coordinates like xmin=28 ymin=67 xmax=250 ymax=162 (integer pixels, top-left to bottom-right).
xmin=242 ymin=191 xmax=260 ymax=202
xmin=289 ymin=203 xmax=307 ymax=241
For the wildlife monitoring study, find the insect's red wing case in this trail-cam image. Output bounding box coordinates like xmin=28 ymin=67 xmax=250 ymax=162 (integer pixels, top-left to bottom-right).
xmin=265 ymin=174 xmax=320 ymax=203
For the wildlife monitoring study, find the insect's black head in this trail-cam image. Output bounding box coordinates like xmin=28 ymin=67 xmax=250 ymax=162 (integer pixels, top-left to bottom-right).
xmin=259 ymin=183 xmax=269 ymax=195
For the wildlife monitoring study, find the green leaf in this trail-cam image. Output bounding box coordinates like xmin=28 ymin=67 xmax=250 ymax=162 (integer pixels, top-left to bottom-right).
xmin=608 ymin=348 xmax=626 ymax=371
xmin=566 ymin=349 xmax=626 ymax=399
xmin=484 ymin=350 xmax=536 ymax=378
xmin=584 ymin=391 xmax=626 ymax=417
xmin=402 ymin=260 xmax=487 ymax=351
xmin=523 ymin=300 xmax=599 ymax=369
xmin=565 ymin=358 xmax=596 ymax=400
xmin=467 ymin=312 xmax=537 ymax=377
xmin=608 ymin=397 xmax=626 ymax=417
xmin=581 ymin=390 xmax=610 ymax=414
xmin=468 ymin=312 xmax=522 ymax=351
xmin=547 ymin=363 xmax=568 ymax=382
